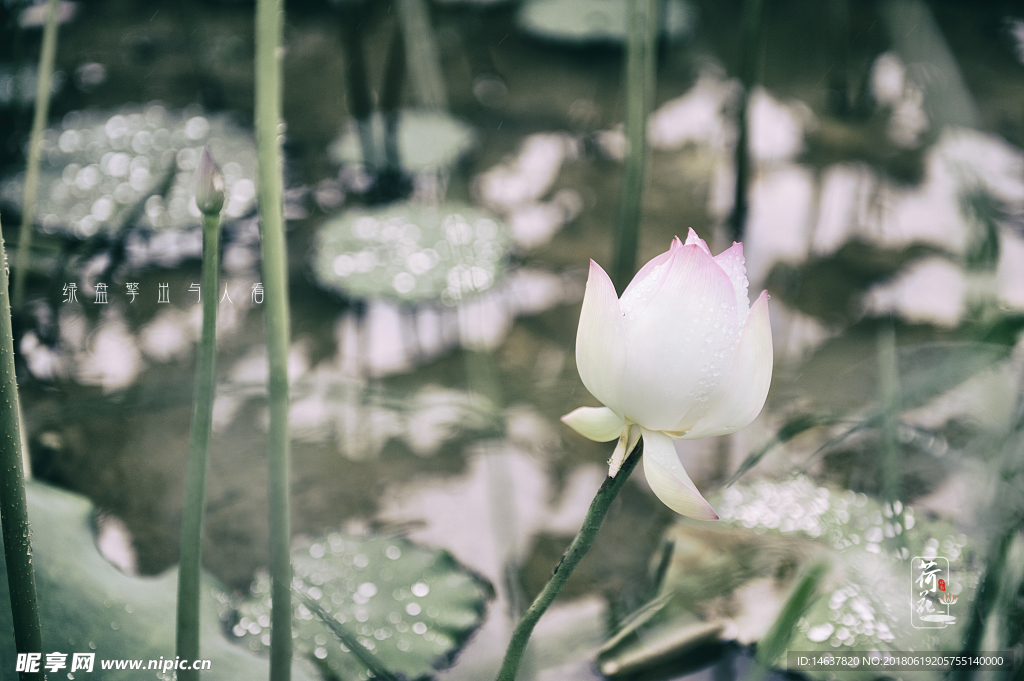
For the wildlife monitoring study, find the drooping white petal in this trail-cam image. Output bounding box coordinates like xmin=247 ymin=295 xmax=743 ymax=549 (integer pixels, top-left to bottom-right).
xmin=641 ymin=428 xmax=719 ymax=520
xmin=684 ymin=228 xmax=712 ymax=255
xmin=619 ymin=244 xmax=740 ymax=431
xmin=620 ymin=236 xmax=683 ymax=314
xmin=679 ymin=291 xmax=773 ymax=439
xmin=713 ymin=242 xmax=750 ymax=327
xmin=575 ymin=260 xmax=627 ymax=415
xmin=561 ymin=406 xmax=625 ymax=442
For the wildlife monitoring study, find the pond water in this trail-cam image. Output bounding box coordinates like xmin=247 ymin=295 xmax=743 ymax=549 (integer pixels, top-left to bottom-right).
xmin=3 ymin=0 xmax=1024 ymax=679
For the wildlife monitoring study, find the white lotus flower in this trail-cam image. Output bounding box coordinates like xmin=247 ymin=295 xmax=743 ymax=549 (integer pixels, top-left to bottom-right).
xmin=561 ymin=229 xmax=773 ymax=520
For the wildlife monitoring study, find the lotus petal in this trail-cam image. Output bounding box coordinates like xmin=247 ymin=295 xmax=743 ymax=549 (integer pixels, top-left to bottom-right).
xmin=641 ymin=428 xmax=718 ymax=520
xmin=620 ymin=236 xmax=682 ymax=300
xmin=575 ymin=260 xmax=627 ymax=415
xmin=561 ymin=406 xmax=625 ymax=442
xmin=713 ymin=241 xmax=750 ymax=327
xmin=680 ymin=291 xmax=773 ymax=439
xmin=619 ymin=244 xmax=739 ymax=430
xmin=683 ymin=227 xmax=712 ymax=255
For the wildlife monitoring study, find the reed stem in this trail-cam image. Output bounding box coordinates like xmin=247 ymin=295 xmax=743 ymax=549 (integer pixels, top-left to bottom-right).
xmin=255 ymin=0 xmax=293 ymax=677
xmin=381 ymin=22 xmax=407 ymax=175
xmin=955 ymin=383 xmax=1024 ymax=681
xmin=175 ymin=211 xmax=221 ymax=680
xmin=612 ymin=0 xmax=658 ymax=293
xmin=339 ymin=4 xmax=377 ymax=171
xmin=954 ymin=522 xmax=1018 ymax=681
xmin=13 ymin=0 xmax=61 ymax=310
xmin=0 ymin=213 xmax=44 ymax=681
xmin=495 ymin=440 xmax=644 ymax=681
xmin=876 ymin=323 xmax=903 ymax=513
xmin=727 ymin=0 xmax=765 ymax=243
xmin=396 ymin=0 xmax=447 ymax=111
xmin=752 ymin=560 xmax=830 ymax=679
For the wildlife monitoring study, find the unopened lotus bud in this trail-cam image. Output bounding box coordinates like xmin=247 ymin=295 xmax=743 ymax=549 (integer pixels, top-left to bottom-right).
xmin=194 ymin=146 xmax=225 ymax=216
xmin=560 ymin=229 xmax=773 ymax=521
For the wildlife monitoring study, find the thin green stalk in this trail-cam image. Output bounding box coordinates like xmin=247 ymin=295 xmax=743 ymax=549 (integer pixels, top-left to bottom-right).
xmin=381 ymin=22 xmax=407 ymax=175
xmin=876 ymin=323 xmax=903 ymax=511
xmin=396 ymin=0 xmax=447 ymax=111
xmin=727 ymin=0 xmax=765 ymax=243
xmin=255 ymin=0 xmax=293 ymax=678
xmin=751 ymin=559 xmax=830 ymax=680
xmin=611 ymin=0 xmax=658 ymax=293
xmin=0 ymin=214 xmax=45 ymax=681
xmin=825 ymin=0 xmax=850 ymax=115
xmin=339 ymin=4 xmax=377 ymax=171
xmin=375 ymin=21 xmax=413 ymax=203
xmin=495 ymin=440 xmax=645 ymax=681
xmin=175 ymin=211 xmax=221 ymax=680
xmin=954 ymin=522 xmax=1019 ymax=681
xmin=13 ymin=0 xmax=61 ymax=310
xmin=1006 ymin=541 xmax=1024 ymax=681
xmin=953 ymin=365 xmax=1024 ymax=681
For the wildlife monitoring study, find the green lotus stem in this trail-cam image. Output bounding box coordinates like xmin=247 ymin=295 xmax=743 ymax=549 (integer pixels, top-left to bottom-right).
xmin=611 ymin=0 xmax=658 ymax=293
xmin=825 ymin=0 xmax=850 ymax=115
xmin=0 ymin=213 xmax=45 ymax=680
xmin=339 ymin=3 xmax=377 ymax=171
xmin=955 ymin=381 xmax=1024 ymax=680
xmin=727 ymin=0 xmax=765 ymax=242
xmin=752 ymin=559 xmax=830 ymax=679
xmin=876 ymin=323 xmax=903 ymax=513
xmin=381 ymin=22 xmax=407 ymax=174
xmin=175 ymin=201 xmax=222 ymax=679
xmin=495 ymin=439 xmax=645 ymax=681
xmin=954 ymin=521 xmax=1018 ymax=681
xmin=396 ymin=0 xmax=447 ymax=111
xmin=13 ymin=0 xmax=61 ymax=310
xmin=255 ymin=0 xmax=293 ymax=678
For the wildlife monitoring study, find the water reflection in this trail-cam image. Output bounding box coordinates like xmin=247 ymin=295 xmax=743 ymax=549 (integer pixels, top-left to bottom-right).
xmin=0 ymin=64 xmax=62 ymax=107
xmin=328 ymin=109 xmax=476 ymax=174
xmin=20 ymin=276 xmax=264 ymax=385
xmin=21 ymin=307 xmax=144 ymax=389
xmin=642 ymin=53 xmax=1024 ymax=356
xmin=475 ymin=132 xmax=584 ymax=250
xmin=337 ymin=267 xmax=580 ymax=375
